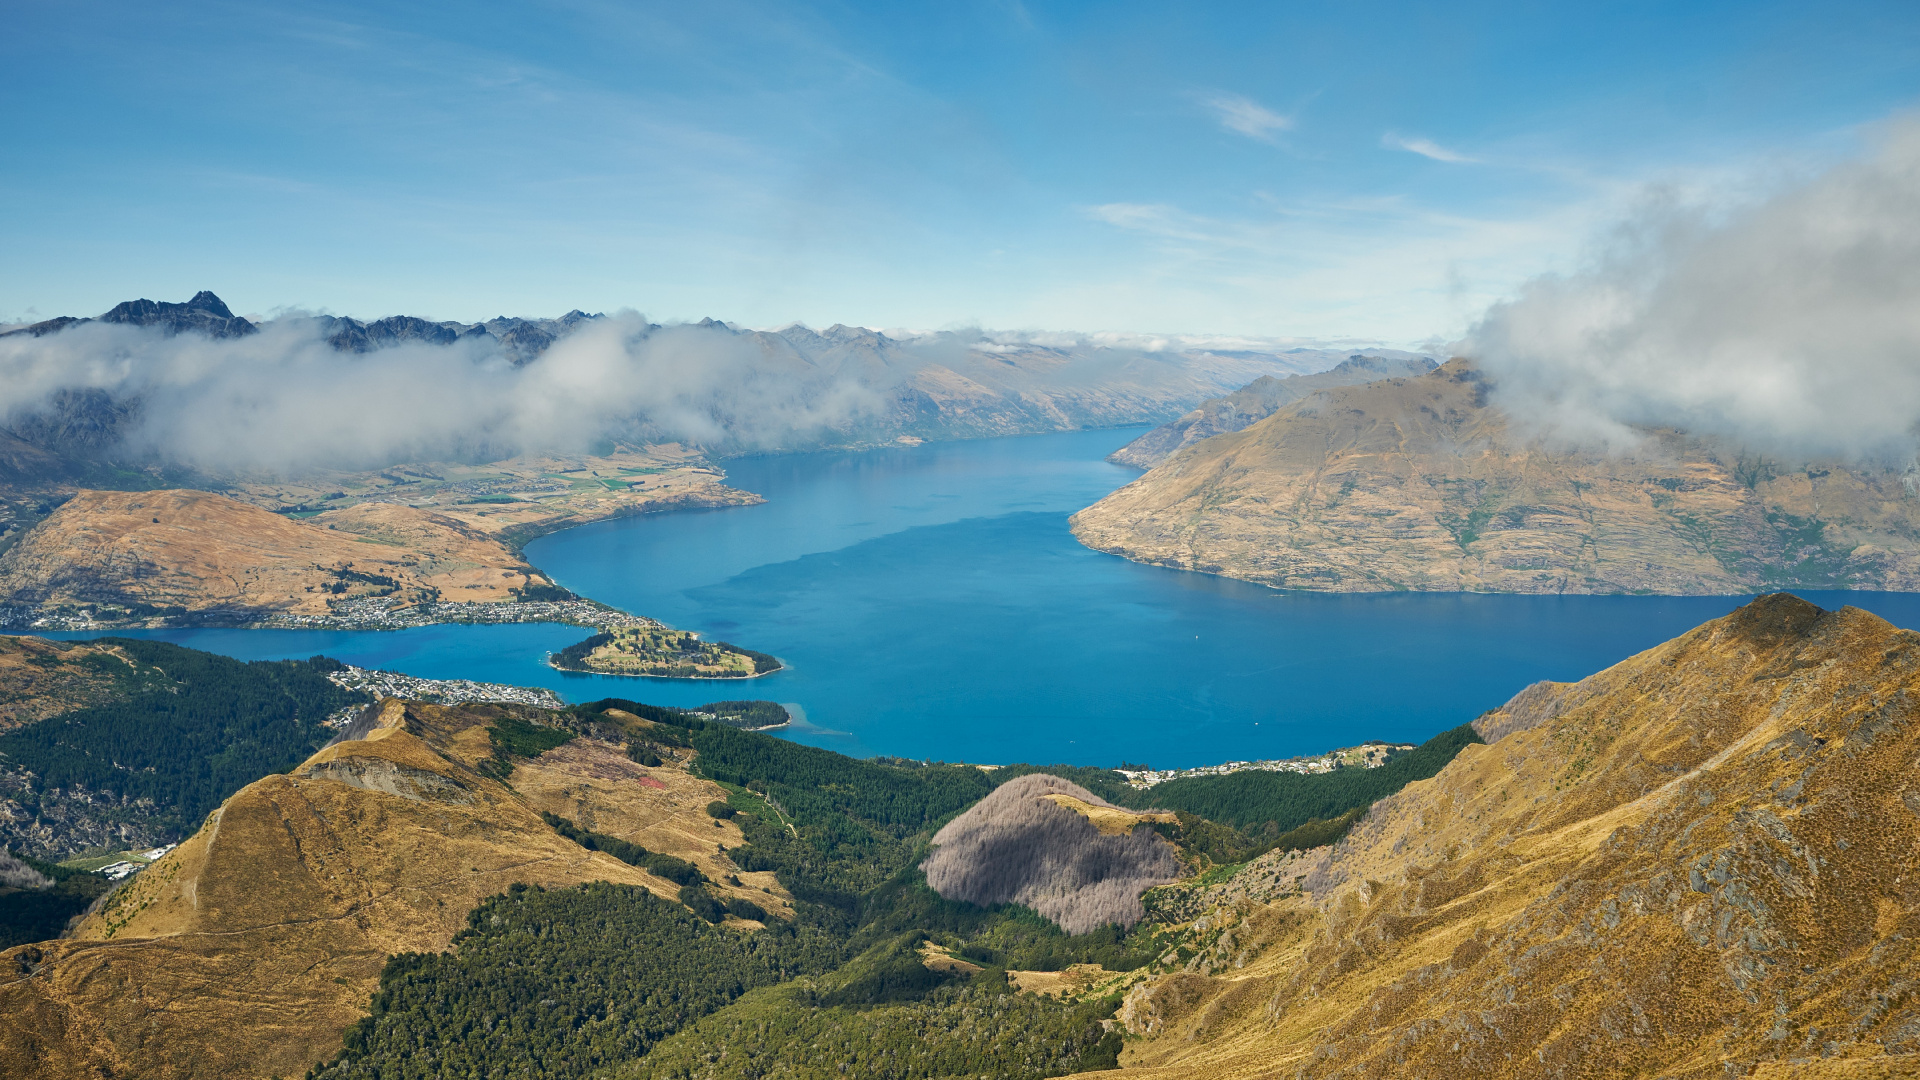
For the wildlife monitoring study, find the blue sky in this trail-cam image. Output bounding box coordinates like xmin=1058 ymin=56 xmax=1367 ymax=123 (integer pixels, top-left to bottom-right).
xmin=5 ymin=0 xmax=1918 ymax=341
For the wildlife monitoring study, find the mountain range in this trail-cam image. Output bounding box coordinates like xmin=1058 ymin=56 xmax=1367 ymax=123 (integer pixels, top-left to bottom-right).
xmin=0 ymin=290 xmax=1340 ymax=490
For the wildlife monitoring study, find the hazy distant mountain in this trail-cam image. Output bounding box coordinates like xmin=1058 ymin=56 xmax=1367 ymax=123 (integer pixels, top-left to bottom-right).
xmin=0 ymin=290 xmax=1336 ymax=489
xmin=1108 ymin=353 xmax=1439 ymax=469
xmin=0 ymin=290 xmax=257 ymax=340
xmin=313 ymin=309 xmax=604 ymax=364
xmin=1073 ymin=358 xmax=1920 ymax=593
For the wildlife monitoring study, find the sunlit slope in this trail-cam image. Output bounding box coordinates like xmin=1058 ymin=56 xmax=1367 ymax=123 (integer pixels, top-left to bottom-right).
xmin=0 ymin=488 xmax=558 ymax=621
xmin=1082 ymin=594 xmax=1920 ymax=1079
xmin=1072 ymin=360 xmax=1920 ymax=593
xmin=0 ymin=698 xmax=774 ymax=1080
xmin=1107 ymin=355 xmax=1438 ymax=469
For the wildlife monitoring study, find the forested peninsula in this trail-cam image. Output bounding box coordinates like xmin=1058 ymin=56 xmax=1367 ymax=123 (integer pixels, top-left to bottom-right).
xmin=551 ymin=626 xmax=783 ymax=679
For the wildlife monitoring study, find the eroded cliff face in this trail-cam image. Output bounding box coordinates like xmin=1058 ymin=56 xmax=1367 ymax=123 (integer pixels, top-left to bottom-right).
xmin=1072 ymin=360 xmax=1920 ymax=594
xmin=1099 ymin=594 xmax=1920 ymax=1079
xmin=0 ymin=699 xmax=780 ymax=1080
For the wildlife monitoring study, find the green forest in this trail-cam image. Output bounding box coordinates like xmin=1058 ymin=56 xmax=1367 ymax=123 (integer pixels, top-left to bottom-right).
xmin=0 ymin=851 xmax=110 ymax=949
xmin=0 ymin=640 xmax=371 ymax=841
xmin=309 ymin=883 xmax=846 ymax=1080
xmin=621 ymin=944 xmax=1123 ymax=1080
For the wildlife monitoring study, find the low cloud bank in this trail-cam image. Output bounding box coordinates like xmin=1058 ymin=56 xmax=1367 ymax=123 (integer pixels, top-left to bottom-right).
xmin=0 ymin=304 xmax=1353 ymax=475
xmin=0 ymin=315 xmax=886 ymax=473
xmin=1469 ymin=120 xmax=1920 ymax=461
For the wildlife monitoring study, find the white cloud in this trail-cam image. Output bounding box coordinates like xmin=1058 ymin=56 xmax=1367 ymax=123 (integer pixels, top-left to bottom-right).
xmin=1202 ymin=94 xmax=1293 ymax=141
xmin=1383 ymin=133 xmax=1476 ymax=163
xmin=1468 ymin=117 xmax=1920 ymax=460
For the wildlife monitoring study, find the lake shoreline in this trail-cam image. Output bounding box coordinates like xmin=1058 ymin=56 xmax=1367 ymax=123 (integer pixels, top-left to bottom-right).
xmin=545 ymin=655 xmax=785 ymax=680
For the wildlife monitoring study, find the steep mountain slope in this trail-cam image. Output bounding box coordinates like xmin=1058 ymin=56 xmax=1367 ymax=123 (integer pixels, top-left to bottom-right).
xmin=1104 ymin=594 xmax=1920 ymax=1078
xmin=1073 ymin=359 xmax=1920 ymax=593
xmin=0 ymin=488 xmax=563 ymax=625
xmin=1108 ymin=354 xmax=1438 ymax=469
xmin=0 ymin=697 xmax=776 ymax=1080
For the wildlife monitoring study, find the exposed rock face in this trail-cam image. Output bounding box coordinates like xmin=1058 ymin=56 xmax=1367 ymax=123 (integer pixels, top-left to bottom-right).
xmin=1073 ymin=359 xmax=1920 ymax=594
xmin=1 ymin=291 xmax=257 ymax=340
xmin=1108 ymin=353 xmax=1439 ymax=469
xmin=97 ymin=291 xmax=257 ymax=338
xmin=1113 ymin=594 xmax=1920 ymax=1078
xmin=314 ymin=308 xmax=601 ymax=363
xmin=0 ymin=698 xmax=777 ymax=1080
xmin=922 ymin=774 xmax=1182 ymax=934
xmin=0 ymin=489 xmax=553 ymax=623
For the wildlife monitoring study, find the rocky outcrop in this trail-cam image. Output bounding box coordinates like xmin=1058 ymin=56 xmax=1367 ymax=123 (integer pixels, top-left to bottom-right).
xmin=1108 ymin=353 xmax=1438 ymax=469
xmin=1112 ymin=594 xmax=1920 ymax=1078
xmin=1073 ymin=359 xmax=1920 ymax=594
xmin=922 ymin=774 xmax=1182 ymax=934
xmin=1 ymin=291 xmax=257 ymax=340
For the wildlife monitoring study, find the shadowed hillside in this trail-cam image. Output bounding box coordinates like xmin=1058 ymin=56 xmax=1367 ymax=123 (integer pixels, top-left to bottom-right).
xmin=922 ymin=774 xmax=1182 ymax=934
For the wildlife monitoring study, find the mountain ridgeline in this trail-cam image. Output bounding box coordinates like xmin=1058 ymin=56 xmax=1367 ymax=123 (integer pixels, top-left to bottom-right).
xmin=0 ymin=289 xmax=1354 ymax=491
xmin=1075 ymin=358 xmax=1920 ymax=593
xmin=1107 ymin=352 xmax=1439 ymax=468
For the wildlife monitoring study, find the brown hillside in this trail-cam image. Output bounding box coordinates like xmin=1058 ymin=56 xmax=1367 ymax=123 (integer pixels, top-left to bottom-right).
xmin=1072 ymin=359 xmax=1920 ymax=594
xmin=1108 ymin=355 xmax=1438 ymax=469
xmin=0 ymin=488 xmax=559 ymax=623
xmin=0 ymin=698 xmax=783 ymax=1080
xmin=0 ymin=636 xmax=151 ymax=731
xmin=1092 ymin=594 xmax=1920 ymax=1079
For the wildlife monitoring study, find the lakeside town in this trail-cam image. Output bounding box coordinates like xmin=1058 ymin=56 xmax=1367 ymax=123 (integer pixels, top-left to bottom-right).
xmin=1115 ymin=740 xmax=1415 ymax=788
xmin=322 ymin=666 xmax=567 ymax=725
xmin=0 ymin=596 xmax=660 ymax=633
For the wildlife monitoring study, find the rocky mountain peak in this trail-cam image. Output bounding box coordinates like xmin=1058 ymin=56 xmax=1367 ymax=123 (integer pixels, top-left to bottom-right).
xmin=97 ymin=291 xmax=256 ymax=338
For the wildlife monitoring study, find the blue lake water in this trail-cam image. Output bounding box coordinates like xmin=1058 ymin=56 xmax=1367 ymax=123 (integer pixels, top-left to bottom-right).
xmin=49 ymin=427 xmax=1920 ymax=768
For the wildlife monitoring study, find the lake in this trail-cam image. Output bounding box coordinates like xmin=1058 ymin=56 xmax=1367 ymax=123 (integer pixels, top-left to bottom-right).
xmin=49 ymin=427 xmax=1920 ymax=768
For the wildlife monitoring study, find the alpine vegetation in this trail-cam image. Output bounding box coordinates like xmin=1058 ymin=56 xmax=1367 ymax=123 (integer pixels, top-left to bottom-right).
xmin=920 ymin=774 xmax=1181 ymax=934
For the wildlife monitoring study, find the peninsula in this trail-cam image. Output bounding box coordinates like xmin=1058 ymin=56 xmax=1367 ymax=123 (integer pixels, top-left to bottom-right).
xmin=550 ymin=626 xmax=783 ymax=679
xmin=1074 ymin=359 xmax=1920 ymax=594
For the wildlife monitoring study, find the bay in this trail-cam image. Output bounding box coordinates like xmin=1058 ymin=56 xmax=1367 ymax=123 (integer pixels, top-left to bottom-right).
xmin=49 ymin=427 xmax=1920 ymax=769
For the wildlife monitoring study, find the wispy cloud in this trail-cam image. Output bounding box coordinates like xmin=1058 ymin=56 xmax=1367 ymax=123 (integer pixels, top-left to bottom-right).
xmin=1084 ymin=202 xmax=1220 ymax=243
xmin=1202 ymin=93 xmax=1293 ymax=141
xmin=1383 ymin=133 xmax=1476 ymax=163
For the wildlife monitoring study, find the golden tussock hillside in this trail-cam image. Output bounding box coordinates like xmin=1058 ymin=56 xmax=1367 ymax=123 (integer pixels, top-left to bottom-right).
xmin=1096 ymin=594 xmax=1920 ymax=1079
xmin=1072 ymin=360 xmax=1920 ymax=594
xmin=0 ymin=488 xmax=561 ymax=622
xmin=0 ymin=698 xmax=784 ymax=1080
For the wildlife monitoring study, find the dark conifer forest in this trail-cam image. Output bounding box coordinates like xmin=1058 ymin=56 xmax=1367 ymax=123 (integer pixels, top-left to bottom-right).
xmin=0 ymin=640 xmax=370 ymax=843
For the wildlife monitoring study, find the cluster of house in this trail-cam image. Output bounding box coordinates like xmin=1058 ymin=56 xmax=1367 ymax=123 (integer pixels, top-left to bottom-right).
xmin=98 ymin=844 xmax=177 ymax=881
